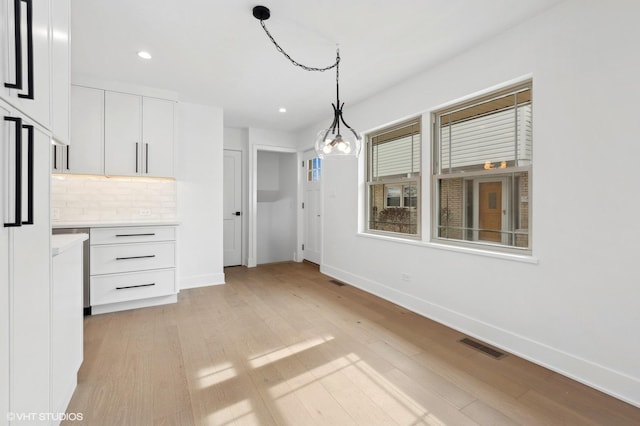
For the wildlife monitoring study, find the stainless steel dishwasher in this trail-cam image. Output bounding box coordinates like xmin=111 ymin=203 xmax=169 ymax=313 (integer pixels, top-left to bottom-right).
xmin=52 ymin=228 xmax=91 ymax=315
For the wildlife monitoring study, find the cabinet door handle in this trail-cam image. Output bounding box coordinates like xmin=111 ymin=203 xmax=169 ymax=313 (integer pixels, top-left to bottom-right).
xmin=135 ymin=142 xmax=139 ymax=173
xmin=21 ymin=123 xmax=34 ymax=225
xmin=53 ymin=145 xmax=57 ymax=170
xmin=145 ymin=143 xmax=149 ymax=174
xmin=115 ymin=283 xmax=155 ymax=290
xmin=17 ymin=0 xmax=34 ymax=100
xmin=66 ymin=145 xmax=70 ymax=170
xmin=115 ymin=255 xmax=156 ymax=260
xmin=4 ymin=0 xmax=23 ymax=91
xmin=115 ymin=233 xmax=156 ymax=237
xmin=3 ymin=116 xmax=23 ymax=227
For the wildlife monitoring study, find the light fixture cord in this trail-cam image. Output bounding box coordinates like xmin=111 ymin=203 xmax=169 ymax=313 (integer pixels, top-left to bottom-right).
xmin=258 ymin=16 xmax=351 ymax=138
xmin=259 ymin=20 xmax=339 ymax=72
xmin=335 ymin=50 xmax=341 ymax=135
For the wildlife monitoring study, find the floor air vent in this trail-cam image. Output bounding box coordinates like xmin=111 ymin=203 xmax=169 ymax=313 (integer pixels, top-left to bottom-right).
xmin=329 ymin=279 xmax=346 ymax=287
xmin=459 ymin=337 xmax=506 ymax=359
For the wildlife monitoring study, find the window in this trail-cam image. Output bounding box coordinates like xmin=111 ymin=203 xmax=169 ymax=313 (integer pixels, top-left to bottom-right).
xmin=307 ymin=157 xmax=322 ymax=182
xmin=367 ymin=119 xmax=421 ymax=236
xmin=433 ymin=82 xmax=532 ymax=251
xmin=384 ymin=184 xmax=417 ymax=208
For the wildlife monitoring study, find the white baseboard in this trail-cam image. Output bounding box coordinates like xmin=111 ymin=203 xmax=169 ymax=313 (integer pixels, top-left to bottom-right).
xmin=320 ymin=263 xmax=640 ymax=408
xmin=91 ymin=294 xmax=178 ymax=315
xmin=179 ymin=272 xmax=225 ymax=290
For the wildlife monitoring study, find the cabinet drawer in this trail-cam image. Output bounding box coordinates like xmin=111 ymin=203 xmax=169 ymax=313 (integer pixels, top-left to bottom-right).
xmin=90 ymin=226 xmax=176 ymax=245
xmin=91 ymin=269 xmax=176 ymax=306
xmin=91 ymin=242 xmax=175 ymax=275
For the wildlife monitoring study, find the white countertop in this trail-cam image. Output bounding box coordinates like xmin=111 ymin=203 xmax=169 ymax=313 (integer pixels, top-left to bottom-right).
xmin=52 ymin=220 xmax=180 ymax=229
xmin=52 ymin=233 xmax=89 ymax=257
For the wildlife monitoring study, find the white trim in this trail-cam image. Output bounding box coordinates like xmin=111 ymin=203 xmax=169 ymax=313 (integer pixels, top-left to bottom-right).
xmin=357 ymin=231 xmax=537 ymax=264
xmin=71 ymin=75 xmax=179 ymax=101
xmin=320 ymin=263 xmax=640 ymax=408
xmin=91 ymin=294 xmax=177 ymax=315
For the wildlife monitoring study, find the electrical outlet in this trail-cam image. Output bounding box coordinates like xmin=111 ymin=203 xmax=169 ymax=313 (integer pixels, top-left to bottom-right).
xmin=139 ymin=208 xmax=151 ymax=216
xmin=401 ymin=273 xmax=411 ymax=282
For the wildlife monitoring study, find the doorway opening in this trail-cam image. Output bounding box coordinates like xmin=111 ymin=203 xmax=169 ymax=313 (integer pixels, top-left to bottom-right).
xmin=256 ymin=151 xmax=297 ymax=264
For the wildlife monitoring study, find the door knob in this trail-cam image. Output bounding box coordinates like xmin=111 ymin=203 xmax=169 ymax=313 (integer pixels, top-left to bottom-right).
xmin=234 ymin=212 xmax=241 ymax=216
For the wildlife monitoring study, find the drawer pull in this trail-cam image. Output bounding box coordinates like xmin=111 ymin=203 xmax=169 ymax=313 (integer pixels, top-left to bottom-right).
xmin=115 ymin=283 xmax=156 ymax=290
xmin=115 ymin=233 xmax=156 ymax=237
xmin=115 ymin=255 xmax=156 ymax=260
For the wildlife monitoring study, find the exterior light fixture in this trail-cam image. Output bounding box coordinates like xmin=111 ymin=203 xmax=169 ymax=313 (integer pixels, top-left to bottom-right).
xmin=253 ymin=5 xmax=362 ymax=158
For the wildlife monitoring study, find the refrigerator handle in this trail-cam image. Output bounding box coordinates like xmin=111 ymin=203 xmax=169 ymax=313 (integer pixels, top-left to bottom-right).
xmin=21 ymin=123 xmax=34 ymax=225
xmin=3 ymin=0 xmax=23 ymax=91
xmin=17 ymin=0 xmax=34 ymax=100
xmin=3 ymin=116 xmax=23 ymax=227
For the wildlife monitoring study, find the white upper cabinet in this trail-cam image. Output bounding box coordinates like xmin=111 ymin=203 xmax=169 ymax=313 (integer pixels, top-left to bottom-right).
xmin=0 ymin=0 xmax=51 ymax=128
xmin=50 ymin=0 xmax=70 ymax=145
xmin=142 ymin=97 xmax=174 ymax=177
xmin=104 ymin=91 xmax=142 ymax=176
xmin=62 ymin=82 xmax=175 ymax=177
xmin=55 ymin=85 xmax=104 ymax=174
xmin=104 ymin=91 xmax=175 ymax=178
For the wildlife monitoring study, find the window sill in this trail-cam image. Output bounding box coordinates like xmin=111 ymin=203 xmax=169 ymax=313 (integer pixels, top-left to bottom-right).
xmin=357 ymin=232 xmax=539 ymax=264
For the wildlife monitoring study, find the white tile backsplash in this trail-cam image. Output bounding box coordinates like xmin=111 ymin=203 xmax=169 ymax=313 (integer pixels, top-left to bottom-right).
xmin=52 ymin=175 xmax=177 ymax=223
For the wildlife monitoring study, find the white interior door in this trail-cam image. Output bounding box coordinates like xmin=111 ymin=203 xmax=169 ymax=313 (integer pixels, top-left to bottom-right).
xmin=303 ymin=150 xmax=322 ymax=264
xmin=224 ymin=150 xmax=242 ymax=266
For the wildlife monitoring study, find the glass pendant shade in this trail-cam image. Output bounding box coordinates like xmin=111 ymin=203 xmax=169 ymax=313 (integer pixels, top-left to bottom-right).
xmin=314 ymin=126 xmax=362 ymax=158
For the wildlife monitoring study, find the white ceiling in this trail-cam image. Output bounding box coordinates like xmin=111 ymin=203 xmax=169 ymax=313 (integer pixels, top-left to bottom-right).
xmin=71 ymin=0 xmax=563 ymax=132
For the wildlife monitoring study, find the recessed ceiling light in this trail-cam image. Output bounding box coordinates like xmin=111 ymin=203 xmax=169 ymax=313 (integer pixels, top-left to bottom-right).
xmin=137 ymin=51 xmax=152 ymax=60
xmin=279 ymin=107 xmax=287 ymax=113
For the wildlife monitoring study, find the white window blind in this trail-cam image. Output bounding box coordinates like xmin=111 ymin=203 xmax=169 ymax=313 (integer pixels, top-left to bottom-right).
xmin=440 ymin=89 xmax=532 ymax=172
xmin=371 ymin=121 xmax=420 ymax=179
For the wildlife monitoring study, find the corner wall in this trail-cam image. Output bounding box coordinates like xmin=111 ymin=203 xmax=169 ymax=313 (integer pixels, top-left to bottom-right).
xmin=176 ymin=102 xmax=225 ymax=288
xmin=298 ymin=0 xmax=640 ymax=406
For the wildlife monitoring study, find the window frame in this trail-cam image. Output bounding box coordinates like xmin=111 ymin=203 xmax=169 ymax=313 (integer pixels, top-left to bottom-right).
xmin=365 ymin=118 xmax=422 ymax=238
xmin=431 ymin=81 xmax=532 ymax=254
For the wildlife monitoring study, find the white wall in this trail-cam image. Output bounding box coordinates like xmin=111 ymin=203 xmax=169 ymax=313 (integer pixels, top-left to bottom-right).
xmin=298 ymin=0 xmax=640 ymax=407
xmin=176 ymin=102 xmax=225 ymax=288
xmin=224 ymin=127 xmax=248 ymax=151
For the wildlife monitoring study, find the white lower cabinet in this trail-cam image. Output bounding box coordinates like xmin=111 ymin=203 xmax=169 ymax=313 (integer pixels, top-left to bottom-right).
xmin=91 ymin=242 xmax=175 ymax=275
xmin=51 ymin=236 xmax=85 ymax=420
xmin=91 ymin=269 xmax=175 ymax=305
xmin=90 ymin=225 xmax=177 ymax=314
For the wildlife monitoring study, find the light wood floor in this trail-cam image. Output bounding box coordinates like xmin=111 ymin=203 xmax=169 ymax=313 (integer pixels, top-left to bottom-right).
xmin=64 ymin=262 xmax=640 ymax=425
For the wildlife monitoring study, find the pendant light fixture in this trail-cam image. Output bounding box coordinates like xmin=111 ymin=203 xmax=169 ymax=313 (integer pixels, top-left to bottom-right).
xmin=253 ymin=5 xmax=362 ymax=158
